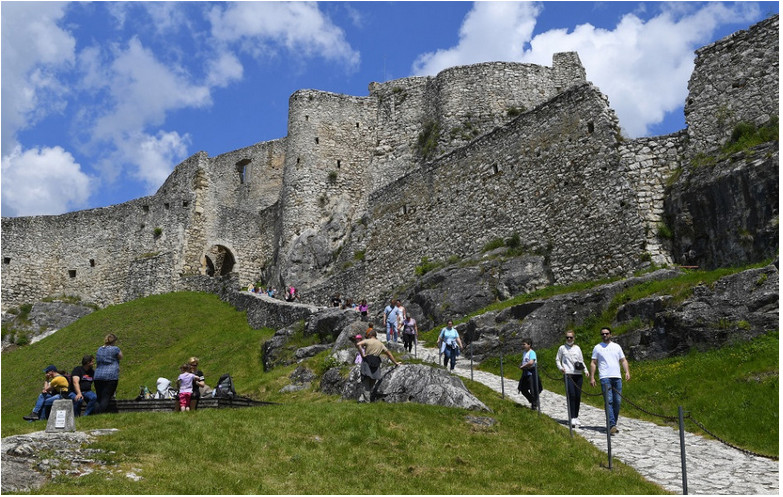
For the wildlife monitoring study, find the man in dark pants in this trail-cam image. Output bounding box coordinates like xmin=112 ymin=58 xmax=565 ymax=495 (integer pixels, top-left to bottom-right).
xmin=71 ymin=355 xmax=98 ymax=416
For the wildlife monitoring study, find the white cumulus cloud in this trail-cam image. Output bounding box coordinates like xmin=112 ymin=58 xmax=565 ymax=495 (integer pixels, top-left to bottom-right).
xmin=411 ymin=1 xmax=763 ymax=137
xmin=1 ymin=1 xmax=75 ymax=156
xmin=208 ymin=2 xmax=360 ymax=69
xmin=1 ymin=145 xmax=92 ymax=217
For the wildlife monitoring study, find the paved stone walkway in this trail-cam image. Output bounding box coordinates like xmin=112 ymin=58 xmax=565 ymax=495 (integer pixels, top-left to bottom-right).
xmin=400 ymin=340 xmax=778 ymax=495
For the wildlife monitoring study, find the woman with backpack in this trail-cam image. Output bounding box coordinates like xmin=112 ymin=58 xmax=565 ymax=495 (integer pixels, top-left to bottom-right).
xmin=353 ymin=329 xmax=401 ymax=402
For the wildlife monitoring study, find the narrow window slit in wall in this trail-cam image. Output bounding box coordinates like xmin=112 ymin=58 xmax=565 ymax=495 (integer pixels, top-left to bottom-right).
xmin=492 ymin=164 xmax=499 ymax=174
xmin=69 ymin=270 xmax=76 ymax=278
xmin=3 ymin=257 xmax=10 ymax=264
xmin=305 ymin=115 xmax=309 ymax=121
xmin=90 ymin=259 xmax=95 ymax=267
xmin=236 ymin=158 xmax=251 ymax=184
xmin=587 ymin=122 xmax=595 ymax=133
xmin=164 ymin=203 xmax=170 ymax=210
xmin=315 ymin=137 xmax=319 ymax=144
xmin=337 ymin=160 xmax=341 ymax=168
xmin=183 ymin=201 xmax=189 ymax=208
xmin=142 ymin=205 xmax=149 ymax=213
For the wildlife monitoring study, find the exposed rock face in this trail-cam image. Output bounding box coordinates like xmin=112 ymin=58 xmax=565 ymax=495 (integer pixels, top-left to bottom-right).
xmin=334 ymin=363 xmax=490 ymax=411
xmin=665 ymin=142 xmax=779 ymax=270
xmin=623 ymin=264 xmax=779 ymax=360
xmin=1 ymin=429 xmax=119 ymax=493
xmin=262 ymin=307 xmax=364 ymax=371
xmin=462 ymin=269 xmax=684 ymax=360
xmin=401 ymin=254 xmax=551 ymax=331
xmin=2 ymin=301 xmax=94 ymax=350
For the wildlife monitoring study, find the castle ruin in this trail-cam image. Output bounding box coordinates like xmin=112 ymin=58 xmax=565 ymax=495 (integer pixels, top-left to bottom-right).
xmin=1 ymin=16 xmax=778 ymax=312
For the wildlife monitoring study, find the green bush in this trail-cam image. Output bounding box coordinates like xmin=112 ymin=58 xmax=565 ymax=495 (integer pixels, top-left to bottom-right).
xmin=722 ymin=117 xmax=779 ymax=155
xmin=416 ymin=120 xmax=440 ymax=160
xmin=656 ymin=222 xmax=673 ymax=240
xmin=482 ymin=237 xmax=505 ymax=252
xmin=415 ymin=256 xmax=442 ymax=276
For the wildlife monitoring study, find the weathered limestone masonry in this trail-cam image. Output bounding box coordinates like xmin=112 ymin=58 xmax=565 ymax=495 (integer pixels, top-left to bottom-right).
xmin=1 ymin=17 xmax=778 ymax=318
xmin=274 ymin=55 xmax=588 ymax=289
xmin=313 ymin=83 xmax=644 ymax=302
xmin=685 ymin=15 xmax=779 ymax=154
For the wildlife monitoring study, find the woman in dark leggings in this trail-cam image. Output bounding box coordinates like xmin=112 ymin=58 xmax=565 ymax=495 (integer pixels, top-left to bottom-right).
xmin=93 ymin=333 xmax=123 ymax=414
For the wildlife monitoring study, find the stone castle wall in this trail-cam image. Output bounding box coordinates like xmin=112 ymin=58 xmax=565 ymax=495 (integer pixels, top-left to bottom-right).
xmin=1 ymin=17 xmax=778 ymax=313
xmin=685 ymin=15 xmax=779 ymax=153
xmin=310 ymin=83 xmax=649 ymax=303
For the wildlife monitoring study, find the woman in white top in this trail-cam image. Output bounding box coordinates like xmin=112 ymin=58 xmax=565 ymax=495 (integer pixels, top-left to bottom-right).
xmin=555 ymin=330 xmax=588 ymax=428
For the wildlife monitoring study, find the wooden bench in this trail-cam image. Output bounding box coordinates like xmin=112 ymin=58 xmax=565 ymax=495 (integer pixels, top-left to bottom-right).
xmin=80 ymin=396 xmax=275 ymax=414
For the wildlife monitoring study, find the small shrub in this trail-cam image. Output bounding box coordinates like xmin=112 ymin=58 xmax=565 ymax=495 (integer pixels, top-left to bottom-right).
xmin=342 ymin=261 xmax=354 ymax=270
xmin=482 ymin=237 xmax=505 ymax=252
xmin=639 ymin=252 xmax=652 ymax=262
xmin=353 ymin=250 xmax=366 ymax=261
xmin=506 ymin=106 xmax=522 ymax=117
xmin=656 ymin=222 xmax=673 ymax=240
xmin=416 ymin=120 xmax=441 ymax=160
xmin=447 ymin=254 xmax=461 ymax=265
xmin=153 ymin=227 xmax=163 ymax=237
xmin=327 ymin=171 xmax=338 ymax=183
xmin=505 ymin=232 xmax=521 ymax=249
xmin=15 ymin=334 xmax=29 ymax=347
xmin=415 ymin=256 xmax=442 ymax=276
xmin=722 ymin=117 xmax=779 ymax=155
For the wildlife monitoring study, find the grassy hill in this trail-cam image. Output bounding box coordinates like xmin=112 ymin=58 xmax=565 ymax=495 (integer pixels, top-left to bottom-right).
xmin=2 ymin=292 xmax=667 ymax=494
xmin=1 ymin=281 xmax=777 ymax=493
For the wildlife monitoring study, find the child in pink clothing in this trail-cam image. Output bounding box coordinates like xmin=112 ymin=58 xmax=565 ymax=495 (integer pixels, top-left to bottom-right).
xmin=177 ymin=364 xmax=197 ymax=411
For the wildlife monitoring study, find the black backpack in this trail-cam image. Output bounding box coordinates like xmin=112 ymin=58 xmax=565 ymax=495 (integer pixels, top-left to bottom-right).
xmin=213 ymin=373 xmax=236 ymax=399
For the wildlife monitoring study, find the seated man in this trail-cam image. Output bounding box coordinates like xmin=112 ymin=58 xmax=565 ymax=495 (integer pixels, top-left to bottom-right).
xmin=23 ymin=365 xmax=70 ymax=421
xmin=70 ymin=355 xmax=98 ymax=416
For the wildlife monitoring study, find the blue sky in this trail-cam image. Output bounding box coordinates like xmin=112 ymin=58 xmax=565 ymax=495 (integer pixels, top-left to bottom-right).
xmin=2 ymin=1 xmax=777 ymax=217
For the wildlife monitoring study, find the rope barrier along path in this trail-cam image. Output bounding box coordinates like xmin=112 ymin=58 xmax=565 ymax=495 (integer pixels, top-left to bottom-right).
xmin=417 ymin=342 xmax=779 ymax=494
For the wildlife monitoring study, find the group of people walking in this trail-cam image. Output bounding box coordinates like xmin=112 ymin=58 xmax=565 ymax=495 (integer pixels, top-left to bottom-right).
xmin=24 ymin=333 xmax=122 ymax=421
xmin=383 ymin=299 xmax=419 ymax=351
xmin=519 ymin=327 xmax=631 ymax=434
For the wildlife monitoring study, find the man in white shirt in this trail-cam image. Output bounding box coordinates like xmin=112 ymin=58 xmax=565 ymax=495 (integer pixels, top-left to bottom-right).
xmin=590 ymin=327 xmax=631 ymax=434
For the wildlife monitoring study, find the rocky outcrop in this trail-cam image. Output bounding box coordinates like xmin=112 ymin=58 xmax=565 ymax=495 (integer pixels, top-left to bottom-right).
xmin=461 ymin=269 xmax=683 ymax=360
xmin=623 ymin=263 xmax=778 ymax=360
xmin=2 ymin=301 xmax=95 ymax=350
xmin=262 ymin=307 xmax=365 ymax=371
xmin=327 ymin=363 xmax=490 ymax=411
xmin=665 ymin=142 xmax=779 ymax=270
xmin=1 ymin=429 xmax=120 ymax=494
xmin=400 ymin=253 xmax=551 ymax=331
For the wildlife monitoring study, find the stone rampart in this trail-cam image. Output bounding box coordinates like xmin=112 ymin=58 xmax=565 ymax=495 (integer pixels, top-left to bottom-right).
xmin=1 ymin=18 xmax=778 ymax=314
xmin=685 ymin=15 xmax=779 ymax=153
xmin=308 ymin=83 xmax=648 ymax=304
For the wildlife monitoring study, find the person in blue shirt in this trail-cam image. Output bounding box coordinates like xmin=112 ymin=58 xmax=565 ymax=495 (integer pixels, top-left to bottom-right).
xmin=383 ymin=299 xmax=399 ymax=343
xmin=517 ymin=338 xmax=541 ymax=410
xmin=437 ymin=320 xmax=463 ymax=371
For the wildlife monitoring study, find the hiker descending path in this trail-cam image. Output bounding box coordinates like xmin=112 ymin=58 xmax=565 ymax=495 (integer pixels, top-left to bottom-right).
xmin=406 ymin=340 xmax=778 ymax=495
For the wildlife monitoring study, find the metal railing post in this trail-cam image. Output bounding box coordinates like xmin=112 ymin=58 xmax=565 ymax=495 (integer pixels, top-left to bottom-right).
xmin=499 ymin=342 xmax=505 ymax=399
xmin=533 ymin=366 xmax=541 ymax=414
xmin=679 ymin=406 xmax=688 ymax=495
xmin=470 ymin=340 xmax=474 ymax=381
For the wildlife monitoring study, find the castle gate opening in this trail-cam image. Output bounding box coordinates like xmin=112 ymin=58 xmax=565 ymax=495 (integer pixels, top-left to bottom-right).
xmin=203 ymin=245 xmax=236 ymax=277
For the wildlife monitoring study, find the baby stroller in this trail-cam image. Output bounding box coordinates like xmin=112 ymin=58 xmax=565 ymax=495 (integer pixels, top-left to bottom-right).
xmin=152 ymin=377 xmax=178 ymax=399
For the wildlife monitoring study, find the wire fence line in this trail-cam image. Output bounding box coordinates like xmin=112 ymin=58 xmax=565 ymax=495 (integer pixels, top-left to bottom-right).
xmin=534 ymin=362 xmax=778 ymax=461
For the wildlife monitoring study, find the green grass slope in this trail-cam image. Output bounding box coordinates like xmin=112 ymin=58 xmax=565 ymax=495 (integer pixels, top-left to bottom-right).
xmin=2 ymin=292 xmax=667 ymax=494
